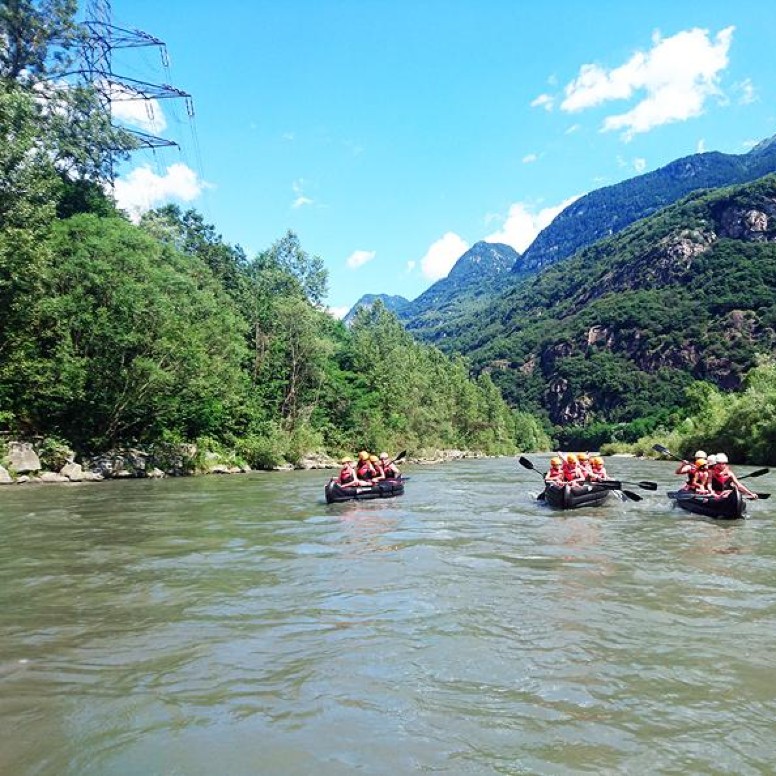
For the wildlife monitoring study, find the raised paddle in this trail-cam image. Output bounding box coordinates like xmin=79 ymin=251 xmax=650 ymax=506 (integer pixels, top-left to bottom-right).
xmin=518 ymin=456 xmax=545 ymax=480
xmin=652 ymin=443 xmax=683 ymax=461
xmin=517 ymin=456 xmax=549 ymax=500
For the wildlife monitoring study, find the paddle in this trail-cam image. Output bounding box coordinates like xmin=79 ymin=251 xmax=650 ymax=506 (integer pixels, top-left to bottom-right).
xmin=596 ymin=478 xmax=658 ymax=492
xmin=736 ymin=468 xmax=769 ymax=480
xmin=594 ymin=480 xmax=643 ymax=502
xmin=518 ymin=456 xmax=548 ymax=499
xmin=668 ymin=489 xmax=768 ymax=501
xmin=518 ymin=455 xmax=545 ymax=480
xmin=652 ymin=443 xmax=683 ymax=461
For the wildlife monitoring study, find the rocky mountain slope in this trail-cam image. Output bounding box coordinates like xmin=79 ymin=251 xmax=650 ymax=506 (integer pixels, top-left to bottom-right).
xmin=445 ymin=175 xmax=776 ymax=431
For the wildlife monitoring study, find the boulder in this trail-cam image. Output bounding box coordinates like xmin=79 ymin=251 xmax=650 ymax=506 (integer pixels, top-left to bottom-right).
xmin=60 ymin=462 xmax=83 ymax=482
xmin=39 ymin=472 xmax=70 ymax=483
xmin=5 ymin=442 xmax=41 ymax=474
xmin=0 ymin=466 xmax=12 ymax=484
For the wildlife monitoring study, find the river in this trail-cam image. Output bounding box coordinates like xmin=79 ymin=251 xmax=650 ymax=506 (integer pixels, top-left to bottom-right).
xmin=1 ymin=456 xmax=775 ymax=775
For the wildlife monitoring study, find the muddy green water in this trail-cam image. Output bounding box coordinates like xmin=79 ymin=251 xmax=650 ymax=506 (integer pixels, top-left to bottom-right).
xmin=2 ymin=457 xmax=776 ymax=775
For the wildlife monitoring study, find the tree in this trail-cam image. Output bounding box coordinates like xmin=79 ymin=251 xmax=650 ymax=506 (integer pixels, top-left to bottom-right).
xmin=257 ymin=230 xmax=328 ymax=306
xmin=0 ymin=0 xmax=79 ymax=83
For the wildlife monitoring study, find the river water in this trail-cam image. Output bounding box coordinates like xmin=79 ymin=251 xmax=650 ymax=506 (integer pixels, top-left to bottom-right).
xmin=1 ymin=456 xmax=775 ymax=775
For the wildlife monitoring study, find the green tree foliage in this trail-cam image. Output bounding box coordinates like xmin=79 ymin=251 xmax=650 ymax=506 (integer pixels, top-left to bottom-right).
xmin=22 ymin=214 xmax=250 ymax=448
xmin=635 ymin=358 xmax=776 ymax=465
xmin=0 ymin=0 xmax=78 ymax=82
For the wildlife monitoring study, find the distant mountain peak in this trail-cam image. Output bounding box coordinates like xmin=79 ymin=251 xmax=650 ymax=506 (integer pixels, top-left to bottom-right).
xmin=750 ymin=134 xmax=776 ymax=155
xmin=343 ymin=293 xmax=410 ymax=325
xmin=447 ymin=241 xmax=520 ymax=280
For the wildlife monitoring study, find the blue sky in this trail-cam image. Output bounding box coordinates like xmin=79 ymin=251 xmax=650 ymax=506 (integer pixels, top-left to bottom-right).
xmin=101 ymin=0 xmax=776 ymax=316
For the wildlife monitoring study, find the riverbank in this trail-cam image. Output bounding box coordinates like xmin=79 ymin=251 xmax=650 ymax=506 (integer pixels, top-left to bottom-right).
xmin=0 ymin=438 xmax=490 ymax=486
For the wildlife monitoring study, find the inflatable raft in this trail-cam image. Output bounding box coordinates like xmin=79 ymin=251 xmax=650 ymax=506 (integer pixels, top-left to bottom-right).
xmin=667 ymin=488 xmax=746 ymax=520
xmin=325 ymin=477 xmax=405 ymax=504
xmin=543 ymin=481 xmax=612 ymax=510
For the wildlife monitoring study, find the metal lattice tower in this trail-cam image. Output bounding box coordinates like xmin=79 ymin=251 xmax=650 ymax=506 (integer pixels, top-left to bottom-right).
xmin=81 ymin=0 xmax=194 ymax=181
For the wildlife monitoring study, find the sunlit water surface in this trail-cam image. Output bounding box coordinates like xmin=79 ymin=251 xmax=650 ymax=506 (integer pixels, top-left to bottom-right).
xmin=2 ymin=457 xmax=776 ymax=775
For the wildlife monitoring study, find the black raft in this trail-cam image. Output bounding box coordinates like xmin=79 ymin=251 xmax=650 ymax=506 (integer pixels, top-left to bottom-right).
xmin=543 ymin=482 xmax=612 ymax=510
xmin=325 ymin=478 xmax=405 ymax=504
xmin=667 ymin=488 xmax=746 ymax=520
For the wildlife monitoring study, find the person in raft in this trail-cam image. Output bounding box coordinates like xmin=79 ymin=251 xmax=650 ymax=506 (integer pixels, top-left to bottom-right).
xmin=675 ymin=450 xmax=707 ymax=488
xmin=368 ymin=454 xmax=385 ymax=481
xmin=379 ymin=452 xmax=400 ymax=479
xmin=710 ymin=453 xmax=758 ymax=499
xmin=687 ymin=458 xmax=713 ymax=494
xmin=589 ymin=455 xmax=609 ymax=481
xmin=356 ymin=450 xmax=378 ymax=482
xmin=545 ymin=457 xmax=565 ymax=484
xmin=576 ymin=452 xmax=594 ymax=480
xmin=338 ymin=457 xmax=366 ymax=487
xmin=561 ymin=453 xmax=584 ymax=484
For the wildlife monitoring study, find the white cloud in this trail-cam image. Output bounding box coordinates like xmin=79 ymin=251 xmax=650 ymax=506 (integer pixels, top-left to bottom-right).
xmin=741 ymin=139 xmax=758 ymax=150
xmin=327 ymin=306 xmax=349 ymax=320
xmin=346 ymin=249 xmax=376 ymax=269
xmin=485 ymin=196 xmax=580 ymax=254
xmin=419 ymin=232 xmax=469 ymax=280
xmin=102 ymin=81 xmax=167 ymax=133
xmin=735 ymin=78 xmax=756 ymax=105
xmin=291 ymin=178 xmax=313 ymax=209
xmin=522 ymin=153 xmax=538 ymax=163
xmin=560 ymin=26 xmax=734 ymax=140
xmin=114 ymin=163 xmax=209 ymax=222
xmin=565 ymin=123 xmax=581 ymax=134
xmin=697 ymin=138 xmax=707 ymax=153
xmin=531 ymin=93 xmax=554 ymax=111
xmin=406 ymin=260 xmax=416 ymax=273
xmin=633 ymin=157 xmax=647 ymax=173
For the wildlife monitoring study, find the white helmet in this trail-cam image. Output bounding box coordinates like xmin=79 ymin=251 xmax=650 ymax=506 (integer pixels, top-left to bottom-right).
xmin=716 ymin=453 xmax=729 ymax=464
xmin=706 ymin=455 xmax=717 ymax=466
xmin=694 ymin=450 xmax=707 ymax=459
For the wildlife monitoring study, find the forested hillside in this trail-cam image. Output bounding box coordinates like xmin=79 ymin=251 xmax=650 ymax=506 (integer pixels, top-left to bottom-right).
xmin=439 ymin=176 xmax=776 ymax=448
xmin=0 ymin=2 xmax=548 ymax=467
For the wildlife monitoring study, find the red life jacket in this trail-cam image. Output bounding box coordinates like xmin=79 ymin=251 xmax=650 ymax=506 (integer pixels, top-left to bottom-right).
xmin=339 ymin=466 xmax=356 ymax=484
xmin=711 ymin=465 xmax=732 ymax=491
xmin=357 ymin=462 xmax=376 ymax=479
xmin=562 ymin=463 xmax=580 ymax=482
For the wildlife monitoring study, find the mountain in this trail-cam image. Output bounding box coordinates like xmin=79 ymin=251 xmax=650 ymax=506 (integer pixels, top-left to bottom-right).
xmin=435 ymin=174 xmax=776 ymax=437
xmin=401 ymin=241 xmax=519 ymax=339
xmin=343 ymin=293 xmax=410 ymax=326
xmin=517 ymin=135 xmax=776 ymax=273
xmin=345 ymin=241 xmax=518 ymax=332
